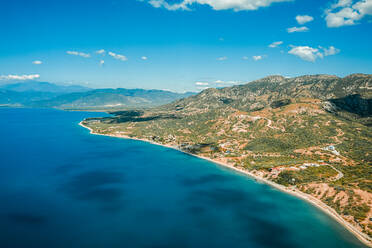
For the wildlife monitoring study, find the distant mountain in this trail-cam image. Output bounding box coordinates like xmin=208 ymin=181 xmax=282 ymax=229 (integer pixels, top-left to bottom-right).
xmin=0 ymin=89 xmax=58 ymax=106
xmin=31 ymin=88 xmax=195 ymax=109
xmin=0 ymin=81 xmax=90 ymax=93
xmin=0 ymin=81 xmax=195 ymax=109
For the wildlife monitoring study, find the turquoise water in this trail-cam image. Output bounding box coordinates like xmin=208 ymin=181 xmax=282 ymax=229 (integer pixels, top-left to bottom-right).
xmin=0 ymin=108 xmax=366 ymax=248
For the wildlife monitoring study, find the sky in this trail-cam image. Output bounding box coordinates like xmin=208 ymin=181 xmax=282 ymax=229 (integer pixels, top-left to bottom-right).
xmin=0 ymin=0 xmax=371 ymax=92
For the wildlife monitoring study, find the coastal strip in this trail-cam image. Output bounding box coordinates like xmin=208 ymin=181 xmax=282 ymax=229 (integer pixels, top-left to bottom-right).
xmin=79 ymin=121 xmax=372 ymax=247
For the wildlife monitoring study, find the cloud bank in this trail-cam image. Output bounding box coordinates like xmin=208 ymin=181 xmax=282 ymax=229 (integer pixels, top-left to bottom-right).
xmin=0 ymin=74 xmax=40 ymax=80
xmin=147 ymin=0 xmax=292 ymax=11
xmin=195 ymin=81 xmax=209 ymax=86
xmin=194 ymin=79 xmax=242 ymax=90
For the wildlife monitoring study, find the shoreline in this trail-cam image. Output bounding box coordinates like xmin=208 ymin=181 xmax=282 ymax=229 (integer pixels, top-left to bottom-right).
xmin=79 ymin=121 xmax=372 ymax=247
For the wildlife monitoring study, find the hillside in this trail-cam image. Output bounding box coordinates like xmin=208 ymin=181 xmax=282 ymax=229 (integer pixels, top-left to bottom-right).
xmin=82 ymin=73 xmax=372 ymax=242
xmin=0 ymin=82 xmax=194 ymax=109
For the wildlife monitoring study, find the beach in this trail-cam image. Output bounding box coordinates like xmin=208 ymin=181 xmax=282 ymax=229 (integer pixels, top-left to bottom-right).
xmin=79 ymin=121 xmax=372 ymax=247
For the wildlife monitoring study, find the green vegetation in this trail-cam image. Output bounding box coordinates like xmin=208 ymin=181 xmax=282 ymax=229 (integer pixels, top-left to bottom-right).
xmin=275 ymin=166 xmax=337 ymax=185
xmin=245 ymin=138 xmax=294 ymax=152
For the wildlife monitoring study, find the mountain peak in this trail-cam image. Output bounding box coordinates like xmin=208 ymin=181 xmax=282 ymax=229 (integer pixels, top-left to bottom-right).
xmin=343 ymin=73 xmax=372 ymax=79
xmin=258 ymin=75 xmax=286 ymax=83
xmin=292 ymin=74 xmax=339 ymax=81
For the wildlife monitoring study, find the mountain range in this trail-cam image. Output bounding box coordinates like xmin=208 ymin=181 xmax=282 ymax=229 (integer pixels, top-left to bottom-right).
xmin=0 ymin=81 xmax=195 ymax=109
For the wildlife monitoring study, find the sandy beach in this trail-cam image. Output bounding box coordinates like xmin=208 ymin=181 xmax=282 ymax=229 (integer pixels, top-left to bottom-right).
xmin=79 ymin=121 xmax=372 ymax=247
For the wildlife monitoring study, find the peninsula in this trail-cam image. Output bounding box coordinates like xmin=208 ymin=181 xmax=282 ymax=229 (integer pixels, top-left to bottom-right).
xmin=81 ymin=73 xmax=372 ymax=247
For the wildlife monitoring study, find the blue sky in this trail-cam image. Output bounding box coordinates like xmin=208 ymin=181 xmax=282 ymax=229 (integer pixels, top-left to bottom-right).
xmin=0 ymin=0 xmax=371 ymax=92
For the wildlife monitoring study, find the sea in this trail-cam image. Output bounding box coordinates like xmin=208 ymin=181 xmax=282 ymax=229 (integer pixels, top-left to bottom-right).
xmin=0 ymin=108 xmax=366 ymax=248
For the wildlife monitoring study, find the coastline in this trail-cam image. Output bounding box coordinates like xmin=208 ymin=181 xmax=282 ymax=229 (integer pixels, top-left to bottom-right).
xmin=79 ymin=121 xmax=372 ymax=247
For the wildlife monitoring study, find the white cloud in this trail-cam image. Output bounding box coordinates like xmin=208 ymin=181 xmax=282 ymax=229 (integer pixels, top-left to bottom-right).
xmin=217 ymin=56 xmax=228 ymax=61
xmin=325 ymin=7 xmax=361 ymax=27
xmin=269 ymin=41 xmax=283 ymax=48
xmin=325 ymin=0 xmax=372 ymax=27
xmin=288 ymin=45 xmax=340 ymax=62
xmin=322 ymin=45 xmax=341 ymax=56
xmin=148 ymin=0 xmax=189 ymax=10
xmin=195 ymin=81 xmax=209 ymax=86
xmin=141 ymin=56 xmax=148 ymax=60
xmin=96 ymin=49 xmax=106 ymax=55
xmin=194 ymin=79 xmax=241 ymax=90
xmin=215 ymin=80 xmax=241 ymax=84
xmin=99 ymin=60 xmax=105 ymax=66
xmin=196 ymin=86 xmax=210 ymax=91
xmin=252 ymin=55 xmax=264 ymax=61
xmin=108 ymin=52 xmax=128 ymax=61
xmin=0 ymin=74 xmax=40 ymax=80
xmin=32 ymin=60 xmax=42 ymax=65
xmin=288 ymin=46 xmax=321 ymax=62
xmin=147 ymin=0 xmax=292 ymax=11
xmin=66 ymin=51 xmax=91 ymax=58
xmin=296 ymin=15 xmax=314 ymax=24
xmin=242 ymin=56 xmax=249 ymax=60
xmin=287 ymin=26 xmax=309 ymax=33
xmin=331 ymin=0 xmax=353 ymax=8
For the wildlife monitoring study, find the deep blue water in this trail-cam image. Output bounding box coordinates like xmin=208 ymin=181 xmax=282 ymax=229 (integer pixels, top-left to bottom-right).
xmin=0 ymin=108 xmax=366 ymax=248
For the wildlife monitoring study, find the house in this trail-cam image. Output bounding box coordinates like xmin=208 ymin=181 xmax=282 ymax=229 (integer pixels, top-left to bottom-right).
xmin=300 ymin=163 xmax=322 ymax=169
xmin=332 ymin=150 xmax=340 ymax=155
xmin=323 ymin=145 xmax=340 ymax=155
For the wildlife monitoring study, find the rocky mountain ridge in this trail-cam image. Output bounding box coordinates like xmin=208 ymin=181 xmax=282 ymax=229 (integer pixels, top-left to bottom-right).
xmin=163 ymin=73 xmax=371 ymax=113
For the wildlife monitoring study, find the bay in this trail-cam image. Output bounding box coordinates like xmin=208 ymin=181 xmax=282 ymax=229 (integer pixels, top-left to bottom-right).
xmin=0 ymin=108 xmax=365 ymax=248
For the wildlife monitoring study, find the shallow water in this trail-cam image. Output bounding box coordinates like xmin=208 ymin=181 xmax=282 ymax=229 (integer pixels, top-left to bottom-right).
xmin=0 ymin=108 xmax=366 ymax=248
